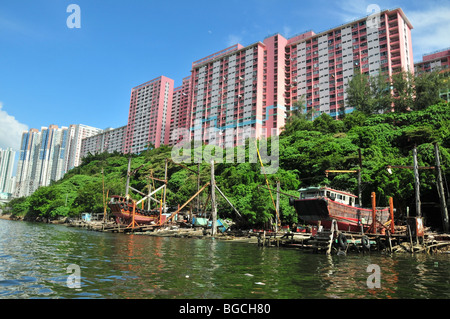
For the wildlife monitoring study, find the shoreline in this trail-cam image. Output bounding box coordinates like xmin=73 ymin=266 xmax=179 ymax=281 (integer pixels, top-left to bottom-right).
xmin=3 ymin=214 xmax=450 ymax=254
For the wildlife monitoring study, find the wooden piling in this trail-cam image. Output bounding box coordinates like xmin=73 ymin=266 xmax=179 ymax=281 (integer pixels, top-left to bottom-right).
xmin=210 ymin=159 xmax=217 ymax=237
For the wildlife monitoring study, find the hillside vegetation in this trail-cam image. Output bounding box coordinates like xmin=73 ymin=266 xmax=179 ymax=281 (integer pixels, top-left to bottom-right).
xmin=6 ymin=102 xmax=450 ymax=228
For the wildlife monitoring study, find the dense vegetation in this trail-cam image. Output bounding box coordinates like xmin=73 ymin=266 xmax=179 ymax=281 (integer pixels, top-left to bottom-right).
xmin=5 ymin=101 xmax=450 ymax=229
xmin=346 ymin=70 xmax=445 ymax=114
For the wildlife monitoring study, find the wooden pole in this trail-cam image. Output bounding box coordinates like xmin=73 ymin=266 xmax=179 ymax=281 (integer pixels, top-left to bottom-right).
xmin=210 ymin=160 xmax=217 ymax=237
xmin=197 ymin=162 xmax=200 ymax=214
xmin=371 ymin=192 xmax=377 ymax=234
xmin=159 ymin=200 xmax=162 ymax=225
xmin=276 ymin=181 xmax=280 ymax=233
xmin=127 ymin=201 xmax=137 ymax=229
xmin=389 ymin=197 xmax=395 ymax=234
xmin=413 ymin=146 xmax=422 ymax=218
xmin=102 ymin=168 xmax=106 ymax=223
xmin=125 ymin=156 xmax=132 ymax=197
xmin=163 ymin=158 xmax=168 ymax=213
xmin=147 ymin=179 xmax=152 ymax=211
xmin=255 ymin=141 xmax=280 ymax=227
xmin=358 ymin=149 xmax=363 ymax=206
xmin=165 ymin=182 xmax=210 ymax=224
xmin=434 ymin=143 xmax=449 ymax=233
xmin=215 ymin=185 xmax=242 ymax=218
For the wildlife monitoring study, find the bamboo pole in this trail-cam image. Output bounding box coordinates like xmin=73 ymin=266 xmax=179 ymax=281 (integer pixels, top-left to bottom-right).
xmin=371 ymin=192 xmax=377 ymax=234
xmin=434 ymin=143 xmax=449 ymax=233
xmin=413 ymin=146 xmax=422 ymax=218
xmin=276 ymin=181 xmax=280 ymax=233
xmin=210 ymin=160 xmax=217 ymax=237
xmin=197 ymin=163 xmax=201 ymax=214
xmin=163 ymin=158 xmax=168 ymax=213
xmin=255 ymin=141 xmax=280 ymax=227
xmin=125 ymin=156 xmax=132 ymax=197
xmin=165 ymin=182 xmax=211 ymax=224
xmin=215 ymin=185 xmax=242 ymax=218
xmin=389 ymin=197 xmax=395 ymax=234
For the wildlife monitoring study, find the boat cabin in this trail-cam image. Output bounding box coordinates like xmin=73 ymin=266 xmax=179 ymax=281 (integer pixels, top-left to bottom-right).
xmin=298 ymin=186 xmax=358 ymax=207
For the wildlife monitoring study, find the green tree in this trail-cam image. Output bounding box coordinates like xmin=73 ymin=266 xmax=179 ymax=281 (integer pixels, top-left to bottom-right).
xmin=346 ymin=71 xmax=373 ymax=114
xmin=370 ymin=71 xmax=392 ymax=113
xmin=413 ymin=70 xmax=444 ymax=110
xmin=390 ymin=70 xmax=414 ymax=112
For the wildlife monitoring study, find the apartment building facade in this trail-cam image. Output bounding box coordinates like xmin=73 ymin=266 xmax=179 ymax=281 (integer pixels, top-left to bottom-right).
xmin=80 ymin=125 xmax=127 ymax=158
xmin=0 ymin=147 xmax=16 ymax=195
xmin=288 ymin=8 xmax=414 ymax=118
xmin=414 ymin=48 xmax=450 ymax=103
xmin=64 ymin=124 xmax=103 ymax=171
xmin=84 ymin=7 xmax=415 ymax=156
xmin=124 ymin=76 xmax=174 ymax=154
xmin=15 ymin=126 xmax=67 ymax=197
xmin=169 ymin=76 xmax=192 ymax=146
xmin=414 ymin=48 xmax=450 ymax=73
xmin=14 ymin=124 xmax=102 ymax=197
xmin=185 ymin=8 xmax=414 ymax=149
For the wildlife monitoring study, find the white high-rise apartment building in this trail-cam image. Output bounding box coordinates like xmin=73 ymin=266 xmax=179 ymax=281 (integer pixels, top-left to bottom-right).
xmin=80 ymin=125 xmax=127 ymax=158
xmin=0 ymin=147 xmax=16 ymax=195
xmin=14 ymin=124 xmax=102 ymax=197
xmin=64 ymin=124 xmax=103 ymax=170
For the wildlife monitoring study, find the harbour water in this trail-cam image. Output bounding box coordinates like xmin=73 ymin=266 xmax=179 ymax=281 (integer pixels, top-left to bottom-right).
xmin=0 ymin=218 xmax=449 ymax=299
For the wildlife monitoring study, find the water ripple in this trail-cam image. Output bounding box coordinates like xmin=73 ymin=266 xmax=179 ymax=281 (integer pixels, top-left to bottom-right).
xmin=1 ymin=219 xmax=449 ymax=299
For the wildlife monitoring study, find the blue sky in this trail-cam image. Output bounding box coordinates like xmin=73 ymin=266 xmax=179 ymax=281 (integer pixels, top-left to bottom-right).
xmin=1 ymin=0 xmax=449 ymax=150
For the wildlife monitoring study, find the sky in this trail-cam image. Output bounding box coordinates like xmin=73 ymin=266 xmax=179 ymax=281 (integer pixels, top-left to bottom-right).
xmin=0 ymin=0 xmax=449 ymax=151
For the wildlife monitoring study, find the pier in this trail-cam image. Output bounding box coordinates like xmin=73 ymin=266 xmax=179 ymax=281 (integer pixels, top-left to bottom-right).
xmin=65 ymin=216 xmax=450 ymax=255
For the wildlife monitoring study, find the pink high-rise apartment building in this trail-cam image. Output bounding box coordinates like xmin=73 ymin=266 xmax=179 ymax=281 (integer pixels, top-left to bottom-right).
xmin=288 ymin=8 xmax=414 ymax=118
xmin=190 ymin=43 xmax=264 ymax=148
xmin=169 ymin=76 xmax=192 ymax=146
xmin=189 ymin=39 xmax=288 ymax=149
xmin=414 ymin=48 xmax=450 ymax=73
xmin=124 ymin=76 xmax=174 ymax=154
xmin=186 ymin=8 xmax=414 ymax=148
xmin=119 ymin=8 xmax=414 ymax=154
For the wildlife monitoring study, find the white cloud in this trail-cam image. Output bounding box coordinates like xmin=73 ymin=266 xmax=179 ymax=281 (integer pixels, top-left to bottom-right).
xmin=282 ymin=26 xmax=292 ymax=38
xmin=406 ymin=6 xmax=450 ymax=60
xmin=226 ymin=34 xmax=243 ymax=47
xmin=333 ymin=1 xmax=450 ymax=62
xmin=333 ymin=0 xmax=374 ymax=22
xmin=0 ymin=102 xmax=28 ymax=150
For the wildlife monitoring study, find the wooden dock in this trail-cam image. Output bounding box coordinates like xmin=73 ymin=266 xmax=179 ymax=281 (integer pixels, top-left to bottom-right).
xmin=254 ymin=223 xmax=450 ymax=255
xmin=66 ymin=218 xmax=450 ymax=254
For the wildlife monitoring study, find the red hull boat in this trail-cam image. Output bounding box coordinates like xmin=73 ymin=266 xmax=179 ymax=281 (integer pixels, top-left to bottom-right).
xmin=289 ymin=187 xmax=390 ymax=232
xmin=108 ymin=195 xmax=162 ymax=225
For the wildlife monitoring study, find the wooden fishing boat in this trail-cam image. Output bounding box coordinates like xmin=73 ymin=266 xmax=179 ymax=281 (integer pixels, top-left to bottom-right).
xmin=289 ymin=186 xmax=390 ymax=232
xmin=108 ymin=195 xmax=162 ymax=225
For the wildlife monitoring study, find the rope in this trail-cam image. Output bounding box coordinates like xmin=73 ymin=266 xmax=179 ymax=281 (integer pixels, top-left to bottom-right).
xmin=255 ymin=140 xmax=280 ymax=227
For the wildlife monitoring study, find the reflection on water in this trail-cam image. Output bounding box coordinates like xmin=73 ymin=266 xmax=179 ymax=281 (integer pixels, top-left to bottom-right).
xmin=0 ymin=219 xmax=449 ymax=299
